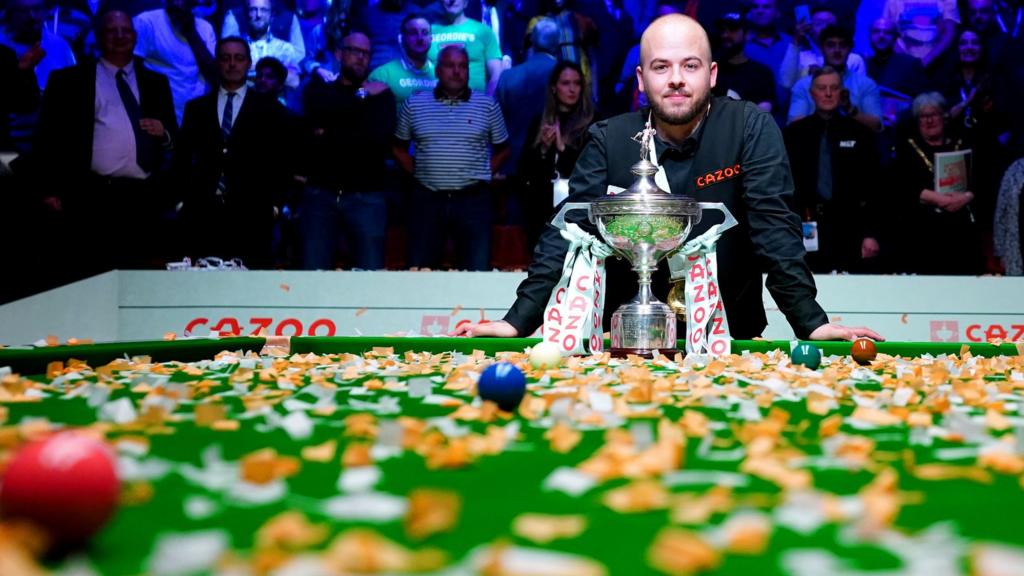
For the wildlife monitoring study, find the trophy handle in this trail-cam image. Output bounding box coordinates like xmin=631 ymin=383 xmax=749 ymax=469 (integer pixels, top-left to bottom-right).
xmin=550 ymin=202 xmax=592 ymax=230
xmin=696 ymin=202 xmax=738 ymax=232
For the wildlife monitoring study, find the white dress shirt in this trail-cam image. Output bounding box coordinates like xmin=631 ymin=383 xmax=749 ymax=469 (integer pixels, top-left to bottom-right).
xmin=91 ymin=59 xmax=148 ymax=179
xmin=217 ymin=84 xmax=248 ymax=132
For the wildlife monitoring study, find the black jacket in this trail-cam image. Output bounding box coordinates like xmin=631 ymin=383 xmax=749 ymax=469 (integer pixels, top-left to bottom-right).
xmin=175 ymin=88 xmax=292 ymax=214
xmin=784 ymin=113 xmax=880 ymax=272
xmin=32 ymin=57 xmax=177 ymax=195
xmin=0 ymin=45 xmax=38 ymax=150
xmin=505 ymin=98 xmax=828 ymax=340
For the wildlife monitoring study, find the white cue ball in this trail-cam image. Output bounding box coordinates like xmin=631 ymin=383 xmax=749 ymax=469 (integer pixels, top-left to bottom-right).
xmin=529 ymin=341 xmax=563 ymax=369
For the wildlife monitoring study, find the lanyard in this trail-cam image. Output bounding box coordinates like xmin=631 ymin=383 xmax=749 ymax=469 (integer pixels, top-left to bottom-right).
xmin=996 ymin=6 xmax=1023 ymax=37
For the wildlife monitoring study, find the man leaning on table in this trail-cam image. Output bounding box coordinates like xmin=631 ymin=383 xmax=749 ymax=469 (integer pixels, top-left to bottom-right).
xmin=455 ymin=14 xmax=882 ymax=343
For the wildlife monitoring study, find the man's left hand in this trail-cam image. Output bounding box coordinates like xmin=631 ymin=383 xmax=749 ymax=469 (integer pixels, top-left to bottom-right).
xmin=140 ymin=118 xmax=165 ymax=138
xmin=809 ymin=323 xmax=884 ymax=341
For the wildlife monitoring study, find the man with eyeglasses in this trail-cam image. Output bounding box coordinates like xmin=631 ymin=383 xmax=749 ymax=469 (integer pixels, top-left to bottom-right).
xmin=301 ymin=32 xmax=395 ymax=270
xmin=368 ymin=13 xmax=437 ymax=108
xmin=0 ymin=0 xmax=75 ymax=90
xmin=222 ymin=0 xmax=305 ymax=60
xmin=243 ymin=0 xmax=302 ymax=88
xmin=788 ymin=25 xmax=882 ymax=132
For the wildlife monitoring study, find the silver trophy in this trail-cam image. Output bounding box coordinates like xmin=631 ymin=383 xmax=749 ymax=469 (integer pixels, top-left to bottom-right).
xmin=552 ymin=119 xmax=702 ymax=357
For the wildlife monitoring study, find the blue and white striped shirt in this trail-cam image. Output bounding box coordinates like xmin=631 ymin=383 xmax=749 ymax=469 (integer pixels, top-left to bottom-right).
xmin=395 ymin=89 xmax=509 ymax=191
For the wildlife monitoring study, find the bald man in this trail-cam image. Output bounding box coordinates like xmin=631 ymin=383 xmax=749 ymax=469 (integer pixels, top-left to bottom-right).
xmin=458 ymin=14 xmax=881 ymax=343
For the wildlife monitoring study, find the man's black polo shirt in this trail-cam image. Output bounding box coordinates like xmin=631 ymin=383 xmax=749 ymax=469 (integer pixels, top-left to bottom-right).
xmin=504 ymin=97 xmax=828 ymax=340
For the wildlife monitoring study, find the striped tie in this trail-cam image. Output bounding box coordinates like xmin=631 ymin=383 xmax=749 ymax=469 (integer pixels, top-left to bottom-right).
xmin=221 ymin=92 xmax=236 ymax=140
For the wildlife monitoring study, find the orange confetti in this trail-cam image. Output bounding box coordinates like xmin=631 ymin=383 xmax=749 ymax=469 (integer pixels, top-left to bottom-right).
xmin=279 ymin=284 xmax=290 ymax=292
xmin=450 ymin=305 xmax=463 ymax=317
xmin=647 ymin=528 xmax=720 ymax=575
xmin=405 ymin=489 xmax=461 ymax=540
xmin=900 ymin=313 xmax=909 ymax=324
xmin=162 ymin=331 xmax=177 ymax=341
xmin=44 ymin=335 xmax=59 ymax=347
xmin=356 ymin=308 xmax=368 ymax=317
xmin=45 ymin=361 xmax=64 ymax=380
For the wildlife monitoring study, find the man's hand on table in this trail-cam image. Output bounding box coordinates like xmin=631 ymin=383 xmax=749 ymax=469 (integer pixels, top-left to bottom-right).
xmin=453 ymin=320 xmax=885 ymax=342
xmin=808 ymin=323 xmax=885 ymax=342
xmin=452 ymin=320 xmax=518 ymax=337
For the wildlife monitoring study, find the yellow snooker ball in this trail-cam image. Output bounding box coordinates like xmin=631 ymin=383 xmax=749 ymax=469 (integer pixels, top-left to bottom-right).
xmin=529 ymin=341 xmax=563 ymax=369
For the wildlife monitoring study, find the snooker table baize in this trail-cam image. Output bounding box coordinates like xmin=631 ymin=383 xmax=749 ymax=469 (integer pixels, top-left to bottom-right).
xmin=1 ymin=335 xmax=1024 ymax=575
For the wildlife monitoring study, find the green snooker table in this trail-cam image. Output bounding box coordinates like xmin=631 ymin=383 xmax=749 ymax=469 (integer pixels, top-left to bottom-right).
xmin=0 ymin=337 xmax=1022 ymax=575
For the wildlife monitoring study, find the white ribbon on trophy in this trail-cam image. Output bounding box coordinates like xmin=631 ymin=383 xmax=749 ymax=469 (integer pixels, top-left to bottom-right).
xmin=546 ymin=114 xmax=738 ymax=357
xmin=541 ymin=223 xmax=613 ymax=355
xmin=668 ymin=223 xmax=734 ymax=356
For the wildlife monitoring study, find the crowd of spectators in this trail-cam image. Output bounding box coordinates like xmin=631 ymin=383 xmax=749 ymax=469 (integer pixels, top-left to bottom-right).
xmin=1 ymin=0 xmax=1024 ymax=303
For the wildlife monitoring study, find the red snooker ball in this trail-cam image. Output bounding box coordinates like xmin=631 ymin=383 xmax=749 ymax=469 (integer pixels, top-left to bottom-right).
xmin=0 ymin=432 xmax=120 ymax=545
xmin=852 ymin=338 xmax=878 ymax=365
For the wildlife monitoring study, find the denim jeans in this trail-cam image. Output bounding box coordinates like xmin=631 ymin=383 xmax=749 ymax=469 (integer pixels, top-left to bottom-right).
xmin=406 ymin=181 xmax=492 ymax=271
xmin=300 ymin=186 xmax=387 ymax=270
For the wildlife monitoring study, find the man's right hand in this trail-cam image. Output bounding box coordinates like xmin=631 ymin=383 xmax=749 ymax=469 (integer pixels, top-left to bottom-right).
xmin=452 ymin=320 xmax=519 ymax=337
xmin=315 ymin=67 xmax=338 ymax=83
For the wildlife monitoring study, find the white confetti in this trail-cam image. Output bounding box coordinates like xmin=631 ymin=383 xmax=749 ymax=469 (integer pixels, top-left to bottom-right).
xmin=542 ymin=467 xmax=598 ymax=497
xmin=228 ymin=479 xmax=287 ymax=506
xmin=322 ymin=492 xmax=407 ymax=522
xmin=99 ymin=397 xmax=137 ymax=424
xmin=337 ymin=466 xmax=381 ymax=493
xmin=147 ymin=531 xmax=230 ymax=576
xmin=183 ymin=496 xmax=219 ymax=520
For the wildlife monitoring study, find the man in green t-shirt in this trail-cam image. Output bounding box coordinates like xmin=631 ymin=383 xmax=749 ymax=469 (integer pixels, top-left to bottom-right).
xmin=427 ymin=0 xmax=503 ymax=94
xmin=368 ymin=13 xmax=437 ymax=107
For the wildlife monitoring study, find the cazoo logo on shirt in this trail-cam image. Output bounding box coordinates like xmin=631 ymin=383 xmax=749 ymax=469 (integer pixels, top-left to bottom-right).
xmin=433 ymin=32 xmax=476 ymax=43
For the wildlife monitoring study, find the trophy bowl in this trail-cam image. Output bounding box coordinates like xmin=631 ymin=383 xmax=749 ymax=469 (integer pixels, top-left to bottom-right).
xmin=589 ymin=159 xmax=701 ymax=357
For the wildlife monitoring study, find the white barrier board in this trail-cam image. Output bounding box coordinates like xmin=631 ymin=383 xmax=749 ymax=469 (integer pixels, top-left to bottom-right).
xmin=1 ymin=271 xmax=1022 ymax=345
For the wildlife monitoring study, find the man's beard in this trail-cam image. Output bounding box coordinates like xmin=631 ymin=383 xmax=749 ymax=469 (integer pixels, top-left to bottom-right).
xmin=651 ymin=87 xmax=711 ymax=126
xmin=341 ymin=66 xmax=367 ymax=84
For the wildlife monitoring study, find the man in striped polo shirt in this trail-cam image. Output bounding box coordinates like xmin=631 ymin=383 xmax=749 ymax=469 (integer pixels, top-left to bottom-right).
xmin=393 ymin=44 xmax=510 ymax=271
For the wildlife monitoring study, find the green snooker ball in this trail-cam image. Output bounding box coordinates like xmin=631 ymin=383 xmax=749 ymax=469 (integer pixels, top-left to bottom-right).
xmin=791 ymin=343 xmax=822 ymax=370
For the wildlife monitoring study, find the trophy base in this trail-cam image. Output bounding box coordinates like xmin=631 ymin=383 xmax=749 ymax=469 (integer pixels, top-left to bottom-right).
xmin=609 ymin=300 xmax=677 ymax=357
xmin=609 ymin=347 xmax=678 ymax=359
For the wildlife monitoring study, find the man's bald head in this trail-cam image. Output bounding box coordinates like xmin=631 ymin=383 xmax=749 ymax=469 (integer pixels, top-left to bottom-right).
xmin=636 ymin=13 xmax=717 ymax=131
xmin=639 ymin=14 xmax=713 ymax=70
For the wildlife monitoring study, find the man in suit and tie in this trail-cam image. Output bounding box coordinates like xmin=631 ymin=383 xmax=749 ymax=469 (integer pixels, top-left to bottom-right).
xmin=494 ymin=17 xmax=558 ymax=180
xmin=32 ymin=9 xmax=177 ymax=278
xmin=175 ymin=36 xmax=293 ymax=269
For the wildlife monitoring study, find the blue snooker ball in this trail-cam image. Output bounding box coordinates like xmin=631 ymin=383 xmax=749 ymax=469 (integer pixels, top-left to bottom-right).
xmin=478 ymin=362 xmax=527 ymax=411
